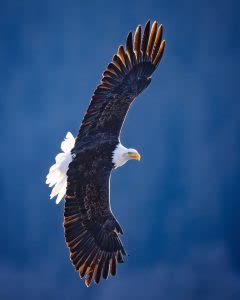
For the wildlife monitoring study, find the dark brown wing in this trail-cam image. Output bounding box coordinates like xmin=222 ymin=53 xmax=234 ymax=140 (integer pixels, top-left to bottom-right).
xmin=64 ymin=145 xmax=126 ymax=286
xmin=76 ymin=20 xmax=165 ymax=143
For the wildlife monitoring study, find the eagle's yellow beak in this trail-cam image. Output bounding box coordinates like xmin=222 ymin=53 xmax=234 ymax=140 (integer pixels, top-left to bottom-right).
xmin=130 ymin=153 xmax=141 ymax=160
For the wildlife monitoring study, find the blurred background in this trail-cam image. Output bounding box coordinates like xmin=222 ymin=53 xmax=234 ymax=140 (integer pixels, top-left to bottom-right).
xmin=1 ymin=0 xmax=240 ymax=299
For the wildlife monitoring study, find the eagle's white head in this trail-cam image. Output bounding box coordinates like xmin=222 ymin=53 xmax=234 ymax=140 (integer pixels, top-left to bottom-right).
xmin=112 ymin=143 xmax=141 ymax=168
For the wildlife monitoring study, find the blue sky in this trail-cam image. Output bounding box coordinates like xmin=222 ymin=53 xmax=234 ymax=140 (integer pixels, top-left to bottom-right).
xmin=1 ymin=0 xmax=240 ymax=299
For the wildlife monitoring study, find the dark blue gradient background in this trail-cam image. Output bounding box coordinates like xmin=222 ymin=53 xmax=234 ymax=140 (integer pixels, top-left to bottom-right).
xmin=1 ymin=0 xmax=240 ymax=299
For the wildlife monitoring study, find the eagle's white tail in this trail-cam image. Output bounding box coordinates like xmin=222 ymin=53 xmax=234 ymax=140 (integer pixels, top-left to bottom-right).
xmin=46 ymin=132 xmax=75 ymax=204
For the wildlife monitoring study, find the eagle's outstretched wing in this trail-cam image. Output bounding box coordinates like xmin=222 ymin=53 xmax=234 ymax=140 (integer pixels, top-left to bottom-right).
xmin=76 ymin=20 xmax=165 ymax=143
xmin=65 ymin=146 xmax=126 ymax=286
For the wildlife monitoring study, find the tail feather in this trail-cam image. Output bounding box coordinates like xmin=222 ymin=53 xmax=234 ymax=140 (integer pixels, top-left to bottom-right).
xmin=46 ymin=132 xmax=75 ymax=204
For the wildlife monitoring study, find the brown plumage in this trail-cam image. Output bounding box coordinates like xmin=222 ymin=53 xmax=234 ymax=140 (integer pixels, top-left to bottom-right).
xmin=64 ymin=20 xmax=165 ymax=287
xmin=75 ymin=19 xmax=165 ymax=142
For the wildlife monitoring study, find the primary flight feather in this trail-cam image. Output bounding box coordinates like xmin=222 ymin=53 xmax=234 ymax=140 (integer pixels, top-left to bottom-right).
xmin=46 ymin=20 xmax=165 ymax=286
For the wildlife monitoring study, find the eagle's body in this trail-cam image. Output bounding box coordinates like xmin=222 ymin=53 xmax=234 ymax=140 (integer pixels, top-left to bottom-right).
xmin=46 ymin=20 xmax=165 ymax=286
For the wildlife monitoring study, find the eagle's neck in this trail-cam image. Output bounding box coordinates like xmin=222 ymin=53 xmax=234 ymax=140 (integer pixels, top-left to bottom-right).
xmin=112 ymin=143 xmax=129 ymax=168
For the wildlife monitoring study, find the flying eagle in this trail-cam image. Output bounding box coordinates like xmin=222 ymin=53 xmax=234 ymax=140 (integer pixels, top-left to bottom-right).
xmin=46 ymin=20 xmax=165 ymax=286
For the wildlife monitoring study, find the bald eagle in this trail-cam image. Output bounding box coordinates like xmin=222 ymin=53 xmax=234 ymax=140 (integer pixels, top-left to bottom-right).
xmin=46 ymin=20 xmax=165 ymax=286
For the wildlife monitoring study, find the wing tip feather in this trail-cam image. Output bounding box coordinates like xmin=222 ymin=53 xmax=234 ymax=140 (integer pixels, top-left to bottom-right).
xmin=96 ymin=20 xmax=165 ymax=93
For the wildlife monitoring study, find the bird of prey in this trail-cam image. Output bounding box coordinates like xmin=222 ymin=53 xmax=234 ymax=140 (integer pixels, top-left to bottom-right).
xmin=46 ymin=20 xmax=165 ymax=286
